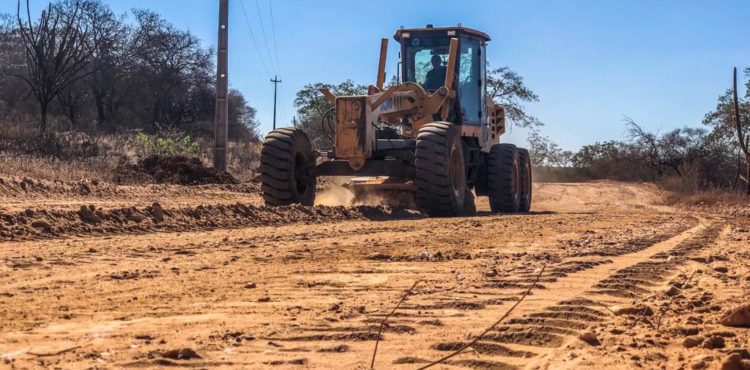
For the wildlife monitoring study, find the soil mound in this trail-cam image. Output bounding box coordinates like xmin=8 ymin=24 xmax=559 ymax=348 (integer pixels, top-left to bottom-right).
xmin=115 ymin=155 xmax=236 ymax=185
xmin=0 ymin=203 xmax=413 ymax=241
xmin=0 ymin=175 xmax=116 ymax=198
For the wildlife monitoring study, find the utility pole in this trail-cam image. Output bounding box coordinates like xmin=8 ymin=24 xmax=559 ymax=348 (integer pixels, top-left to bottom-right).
xmin=271 ymin=75 xmax=281 ymax=130
xmin=213 ymin=0 xmax=229 ymax=172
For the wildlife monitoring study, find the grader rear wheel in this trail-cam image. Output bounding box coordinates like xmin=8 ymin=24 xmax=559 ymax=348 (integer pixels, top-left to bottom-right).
xmin=487 ymin=143 xmax=521 ymax=213
xmin=259 ymin=128 xmax=317 ymax=206
xmin=518 ymin=148 xmax=532 ymax=212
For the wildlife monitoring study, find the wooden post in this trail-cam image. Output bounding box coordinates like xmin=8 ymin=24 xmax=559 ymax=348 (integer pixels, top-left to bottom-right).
xmin=376 ymin=38 xmax=388 ymax=90
xmin=271 ymin=75 xmax=281 ymax=130
xmin=214 ymin=0 xmax=229 ymax=172
xmin=440 ymin=38 xmax=459 ymax=119
xmin=444 ymin=38 xmax=459 ymax=91
xmin=732 ymin=67 xmax=750 ymax=194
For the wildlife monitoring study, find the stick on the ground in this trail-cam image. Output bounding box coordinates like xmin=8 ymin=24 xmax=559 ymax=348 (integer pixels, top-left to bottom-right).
xmin=655 ymin=268 xmax=698 ymax=331
xmin=28 ymin=343 xmax=86 ymax=357
xmin=370 ymin=279 xmax=421 ymax=370
xmin=416 ymin=265 xmax=547 ymax=370
xmin=589 ymin=299 xmax=618 ymax=315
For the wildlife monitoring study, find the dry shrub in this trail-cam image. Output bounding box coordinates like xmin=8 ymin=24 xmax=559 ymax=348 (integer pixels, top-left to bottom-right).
xmin=658 ymin=176 xmax=699 ymax=194
xmin=227 ymin=140 xmax=260 ymax=182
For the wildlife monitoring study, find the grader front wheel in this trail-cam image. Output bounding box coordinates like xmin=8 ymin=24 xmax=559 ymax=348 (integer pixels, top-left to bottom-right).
xmin=260 ymin=128 xmax=317 ymax=206
xmin=414 ymin=122 xmax=471 ymax=217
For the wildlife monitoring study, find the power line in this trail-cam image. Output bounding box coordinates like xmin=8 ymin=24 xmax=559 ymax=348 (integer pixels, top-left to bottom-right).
xmin=266 ymin=0 xmax=285 ymax=128
xmin=238 ymin=0 xmax=272 ymax=79
xmin=278 ymin=82 xmax=290 ymax=127
xmin=254 ymin=0 xmax=279 ymax=75
xmin=239 ymin=0 xmax=286 ymax=131
xmin=268 ymin=0 xmax=282 ymax=76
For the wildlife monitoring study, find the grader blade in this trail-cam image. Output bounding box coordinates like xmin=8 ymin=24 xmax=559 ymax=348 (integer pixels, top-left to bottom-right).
xmin=344 ymin=177 xmax=416 ymax=208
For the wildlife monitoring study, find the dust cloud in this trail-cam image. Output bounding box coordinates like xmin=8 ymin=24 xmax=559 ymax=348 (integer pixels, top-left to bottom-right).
xmin=314 ymin=184 xmax=356 ymax=206
xmin=314 ymin=178 xmax=403 ymax=207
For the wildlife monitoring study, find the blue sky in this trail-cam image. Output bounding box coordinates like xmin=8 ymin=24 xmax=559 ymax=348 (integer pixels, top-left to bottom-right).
xmin=3 ymin=0 xmax=750 ymax=150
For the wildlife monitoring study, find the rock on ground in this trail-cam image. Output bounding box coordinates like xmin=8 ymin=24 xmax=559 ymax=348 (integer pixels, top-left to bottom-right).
xmin=721 ymin=304 xmax=750 ymax=328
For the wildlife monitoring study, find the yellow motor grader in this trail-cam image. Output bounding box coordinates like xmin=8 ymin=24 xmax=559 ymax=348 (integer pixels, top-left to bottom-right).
xmin=260 ymin=25 xmax=532 ymax=216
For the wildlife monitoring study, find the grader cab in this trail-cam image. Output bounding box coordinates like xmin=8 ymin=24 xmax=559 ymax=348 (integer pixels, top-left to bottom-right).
xmin=260 ymin=25 xmax=532 ymax=216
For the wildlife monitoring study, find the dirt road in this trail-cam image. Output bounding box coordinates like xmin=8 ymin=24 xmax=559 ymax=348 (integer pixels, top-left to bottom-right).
xmin=1 ymin=180 xmax=748 ymax=369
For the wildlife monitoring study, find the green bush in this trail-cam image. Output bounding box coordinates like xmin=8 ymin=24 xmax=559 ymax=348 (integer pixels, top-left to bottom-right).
xmin=132 ymin=132 xmax=200 ymax=158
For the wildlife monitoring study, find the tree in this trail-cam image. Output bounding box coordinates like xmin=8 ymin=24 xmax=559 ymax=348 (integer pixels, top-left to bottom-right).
xmin=0 ymin=12 xmax=31 ymax=118
xmin=486 ymin=65 xmax=541 ymax=128
xmin=129 ymin=9 xmax=213 ymax=130
xmin=7 ymin=0 xmax=103 ymax=132
xmin=572 ymin=141 xmax=623 ymax=168
xmin=0 ymin=1 xmax=260 ymax=154
xmin=703 ymin=67 xmax=750 ymax=192
xmin=56 ymin=76 xmax=89 ymax=127
xmin=228 ymin=89 xmax=260 ymax=142
xmin=624 ymin=117 xmax=712 ymax=180
xmin=526 ymin=127 xmax=571 ymax=167
xmin=624 ymin=117 xmax=663 ymax=180
xmin=293 ymin=80 xmax=367 ymax=149
xmin=657 ymin=127 xmax=707 ymax=177
xmin=75 ymin=0 xmax=129 ymax=128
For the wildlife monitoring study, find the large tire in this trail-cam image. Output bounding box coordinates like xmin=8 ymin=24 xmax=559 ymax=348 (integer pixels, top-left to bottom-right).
xmin=260 ymin=128 xmax=317 ymax=206
xmin=487 ymin=143 xmax=520 ymax=213
xmin=518 ymin=148 xmax=532 ymax=212
xmin=415 ymin=122 xmax=467 ymax=217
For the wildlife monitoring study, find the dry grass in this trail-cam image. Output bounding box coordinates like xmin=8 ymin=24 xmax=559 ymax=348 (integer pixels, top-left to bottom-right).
xmin=0 ymin=118 xmax=261 ymax=183
xmin=657 ymin=175 xmax=749 ymax=205
xmin=0 ymin=153 xmax=118 ymax=182
xmin=191 ymin=137 xmax=260 ymax=182
xmin=665 ymin=189 xmax=749 ymax=206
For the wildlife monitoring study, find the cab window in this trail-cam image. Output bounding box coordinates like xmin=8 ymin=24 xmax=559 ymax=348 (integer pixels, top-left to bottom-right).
xmin=403 ymin=36 xmax=450 ymax=91
xmin=458 ymin=39 xmax=481 ymax=124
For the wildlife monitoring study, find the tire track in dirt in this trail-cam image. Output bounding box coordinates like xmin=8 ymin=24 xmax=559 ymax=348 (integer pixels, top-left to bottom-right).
xmin=409 ymin=221 xmax=723 ymax=370
xmin=258 ymin=216 xmax=700 ymax=369
xmin=0 ymin=183 xmax=710 ymax=369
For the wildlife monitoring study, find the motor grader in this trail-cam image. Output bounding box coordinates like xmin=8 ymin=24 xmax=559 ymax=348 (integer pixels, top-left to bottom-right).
xmin=260 ymin=25 xmax=532 ymax=216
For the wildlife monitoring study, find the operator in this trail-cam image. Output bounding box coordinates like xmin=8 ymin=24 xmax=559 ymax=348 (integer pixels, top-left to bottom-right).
xmin=423 ymin=54 xmax=446 ymax=91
